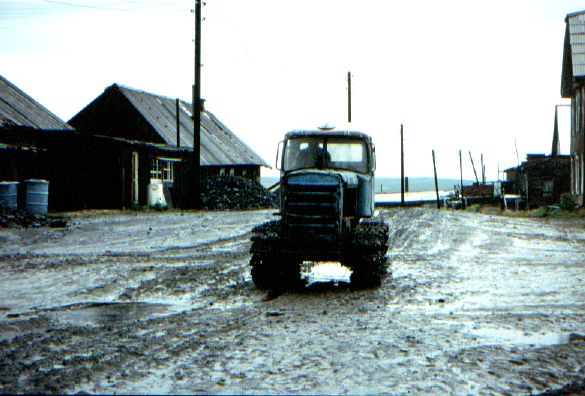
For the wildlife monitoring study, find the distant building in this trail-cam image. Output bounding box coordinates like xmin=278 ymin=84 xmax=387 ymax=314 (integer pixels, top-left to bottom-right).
xmin=69 ymin=83 xmax=268 ymax=182
xmin=502 ymin=108 xmax=571 ymax=208
xmin=503 ymin=154 xmax=571 ymax=208
xmin=561 ymin=10 xmax=585 ymax=206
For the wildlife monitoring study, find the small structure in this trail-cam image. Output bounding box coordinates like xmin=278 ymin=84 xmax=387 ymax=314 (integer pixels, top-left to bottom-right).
xmin=462 ymin=183 xmax=494 ymax=198
xmin=502 ymin=103 xmax=571 ymax=208
xmin=0 ymin=74 xmax=73 ymax=182
xmin=69 ymin=83 xmax=268 ymax=182
xmin=561 ymin=10 xmax=585 ymax=206
xmin=503 ymin=154 xmax=571 ymax=208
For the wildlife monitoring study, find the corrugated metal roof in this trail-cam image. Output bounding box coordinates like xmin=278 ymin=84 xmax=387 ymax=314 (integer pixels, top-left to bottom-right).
xmin=0 ymin=75 xmax=73 ymax=130
xmin=115 ymin=84 xmax=268 ymax=167
xmin=562 ymin=10 xmax=585 ymax=97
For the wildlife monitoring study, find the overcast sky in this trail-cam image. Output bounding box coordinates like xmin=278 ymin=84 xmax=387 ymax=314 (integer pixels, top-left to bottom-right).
xmin=1 ymin=0 xmax=583 ymax=180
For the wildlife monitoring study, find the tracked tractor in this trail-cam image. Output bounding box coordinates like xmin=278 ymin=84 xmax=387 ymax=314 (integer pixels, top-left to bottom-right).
xmin=250 ymin=129 xmax=389 ymax=289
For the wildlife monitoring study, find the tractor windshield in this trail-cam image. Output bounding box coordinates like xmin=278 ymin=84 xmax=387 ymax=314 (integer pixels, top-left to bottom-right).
xmin=283 ymin=137 xmax=369 ymax=173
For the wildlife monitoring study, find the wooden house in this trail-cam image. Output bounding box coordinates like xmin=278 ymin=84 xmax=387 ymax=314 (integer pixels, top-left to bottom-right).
xmin=69 ymin=84 xmax=268 ymax=183
xmin=561 ymin=10 xmax=585 ymax=206
xmin=503 ymin=154 xmax=571 ymax=208
xmin=1 ymin=76 xmax=227 ymax=210
xmin=501 ymin=105 xmax=571 ymax=208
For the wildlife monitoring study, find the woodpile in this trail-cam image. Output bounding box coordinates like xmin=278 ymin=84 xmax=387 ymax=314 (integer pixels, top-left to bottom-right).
xmin=0 ymin=206 xmax=67 ymax=228
xmin=201 ymin=176 xmax=277 ymax=210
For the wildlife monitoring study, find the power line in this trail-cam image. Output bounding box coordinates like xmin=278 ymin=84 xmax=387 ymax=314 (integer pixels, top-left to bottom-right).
xmin=39 ymin=0 xmax=134 ymax=11
xmin=37 ymin=0 xmax=188 ymax=12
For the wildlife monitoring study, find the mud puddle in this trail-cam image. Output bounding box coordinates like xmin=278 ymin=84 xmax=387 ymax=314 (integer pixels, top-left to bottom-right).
xmin=469 ymin=326 xmax=572 ymax=347
xmin=2 ymin=208 xmax=585 ymax=395
xmin=8 ymin=302 xmax=185 ymax=327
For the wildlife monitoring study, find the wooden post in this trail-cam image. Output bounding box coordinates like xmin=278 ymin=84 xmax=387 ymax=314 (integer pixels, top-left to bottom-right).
xmin=459 ymin=150 xmax=466 ymax=209
xmin=400 ymin=124 xmax=405 ymax=207
xmin=481 ymin=153 xmax=485 ymax=183
xmin=192 ymin=0 xmax=202 ymax=209
xmin=432 ymin=150 xmax=440 ymax=209
xmin=469 ymin=151 xmax=479 ymax=184
xmin=347 ymin=71 xmax=352 ymax=123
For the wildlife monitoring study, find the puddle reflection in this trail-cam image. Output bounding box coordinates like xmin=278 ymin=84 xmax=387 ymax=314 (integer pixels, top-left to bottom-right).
xmin=302 ymin=262 xmax=351 ymax=287
xmin=471 ymin=327 xmax=571 ymax=346
xmin=45 ymin=302 xmax=181 ymax=327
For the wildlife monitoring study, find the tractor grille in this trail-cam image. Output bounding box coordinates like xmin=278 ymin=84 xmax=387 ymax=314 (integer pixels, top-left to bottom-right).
xmin=283 ymin=174 xmax=342 ymax=242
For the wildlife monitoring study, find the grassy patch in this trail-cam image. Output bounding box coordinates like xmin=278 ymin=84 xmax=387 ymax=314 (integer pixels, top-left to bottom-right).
xmin=461 ymin=203 xmax=585 ymax=219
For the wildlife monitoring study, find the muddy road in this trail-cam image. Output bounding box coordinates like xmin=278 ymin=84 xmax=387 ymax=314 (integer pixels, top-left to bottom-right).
xmin=0 ymin=208 xmax=584 ymax=395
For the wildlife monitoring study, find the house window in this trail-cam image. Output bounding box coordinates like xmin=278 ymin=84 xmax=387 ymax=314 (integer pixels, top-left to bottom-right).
xmin=162 ymin=161 xmax=174 ymax=182
xmin=581 ymin=155 xmax=585 ymax=196
xmin=151 ymin=157 xmax=181 ymax=184
xmin=151 ymin=158 xmax=162 ymax=180
xmin=581 ymin=86 xmax=585 ymax=133
xmin=574 ymin=93 xmax=580 ymax=138
xmin=576 ymin=154 xmax=581 ymax=195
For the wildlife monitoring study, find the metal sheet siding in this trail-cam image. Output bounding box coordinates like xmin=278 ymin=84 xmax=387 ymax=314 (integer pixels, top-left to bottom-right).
xmin=0 ymin=75 xmax=73 ymax=130
xmin=568 ymin=12 xmax=585 ymax=79
xmin=118 ymin=85 xmax=268 ymax=167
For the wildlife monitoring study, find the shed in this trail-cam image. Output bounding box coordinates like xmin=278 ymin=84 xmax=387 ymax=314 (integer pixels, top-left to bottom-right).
xmin=561 ymin=10 xmax=585 ymax=206
xmin=69 ymin=84 xmax=268 ymax=182
xmin=503 ymin=154 xmax=571 ymax=208
xmin=502 ymin=106 xmax=572 ymax=208
xmin=0 ymin=74 xmax=73 ymax=183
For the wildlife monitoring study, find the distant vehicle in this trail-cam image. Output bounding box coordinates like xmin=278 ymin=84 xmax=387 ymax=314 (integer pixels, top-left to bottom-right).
xmin=249 ymin=128 xmax=390 ymax=289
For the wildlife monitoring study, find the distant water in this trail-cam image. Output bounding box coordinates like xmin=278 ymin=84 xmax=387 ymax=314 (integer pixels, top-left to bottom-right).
xmin=261 ymin=176 xmax=470 ymax=193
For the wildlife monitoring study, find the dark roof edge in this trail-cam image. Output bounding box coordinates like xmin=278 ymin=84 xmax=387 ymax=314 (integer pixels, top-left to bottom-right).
xmin=113 ymin=83 xmax=189 ymax=104
xmin=565 ymin=9 xmax=585 ymax=22
xmin=0 ymin=75 xmax=74 ymax=130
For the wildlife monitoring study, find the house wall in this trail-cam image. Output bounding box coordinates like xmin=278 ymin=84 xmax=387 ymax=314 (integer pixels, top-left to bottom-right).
xmin=571 ymin=83 xmax=585 ymax=205
xmin=521 ymin=157 xmax=571 ymax=208
xmin=0 ymin=128 xmax=196 ymax=211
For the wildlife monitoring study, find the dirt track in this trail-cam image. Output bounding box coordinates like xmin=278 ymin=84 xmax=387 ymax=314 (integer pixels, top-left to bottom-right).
xmin=0 ymin=208 xmax=584 ymax=395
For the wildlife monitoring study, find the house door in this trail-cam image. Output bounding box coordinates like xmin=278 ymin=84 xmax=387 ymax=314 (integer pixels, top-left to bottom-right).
xmin=131 ymin=152 xmax=139 ymax=205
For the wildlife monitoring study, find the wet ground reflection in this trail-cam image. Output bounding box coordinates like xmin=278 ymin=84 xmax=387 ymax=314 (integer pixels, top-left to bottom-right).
xmin=38 ymin=302 xmax=181 ymax=327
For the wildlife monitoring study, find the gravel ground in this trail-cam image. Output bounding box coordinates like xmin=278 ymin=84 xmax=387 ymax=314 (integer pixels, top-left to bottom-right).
xmin=0 ymin=208 xmax=584 ymax=395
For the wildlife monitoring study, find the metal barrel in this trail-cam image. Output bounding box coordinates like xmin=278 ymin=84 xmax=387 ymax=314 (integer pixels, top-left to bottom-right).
xmin=25 ymin=179 xmax=49 ymax=214
xmin=0 ymin=181 xmax=19 ymax=211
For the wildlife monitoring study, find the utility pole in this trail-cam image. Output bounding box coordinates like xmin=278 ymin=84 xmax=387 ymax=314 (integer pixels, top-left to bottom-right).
xmin=481 ymin=153 xmax=485 ymax=184
xmin=432 ymin=150 xmax=440 ymax=209
xmin=469 ymin=151 xmax=479 ymax=184
xmin=347 ymin=71 xmax=352 ymax=123
xmin=400 ymin=124 xmax=405 ymax=207
xmin=459 ymin=150 xmax=465 ymax=209
xmin=192 ymin=0 xmax=202 ymax=208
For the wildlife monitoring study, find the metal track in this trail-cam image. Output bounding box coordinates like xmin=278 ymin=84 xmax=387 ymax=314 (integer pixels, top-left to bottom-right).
xmin=249 ymin=219 xmax=390 ymax=290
